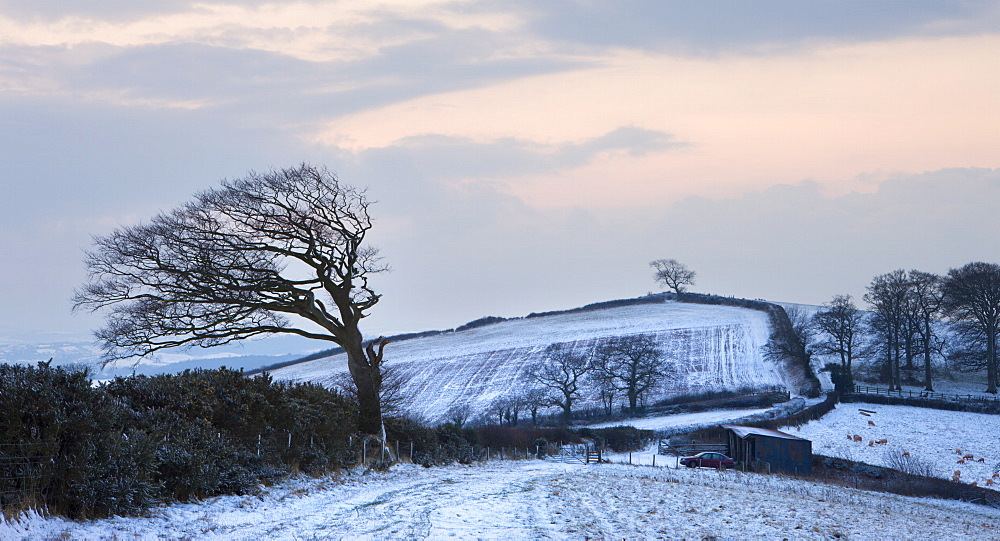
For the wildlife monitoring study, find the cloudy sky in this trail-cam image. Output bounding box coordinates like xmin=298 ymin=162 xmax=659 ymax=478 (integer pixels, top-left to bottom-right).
xmin=2 ymin=1 xmax=999 ymax=344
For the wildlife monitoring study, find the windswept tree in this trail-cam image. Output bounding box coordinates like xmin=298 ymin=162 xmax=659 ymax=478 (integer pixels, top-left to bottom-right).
xmin=942 ymin=262 xmax=1000 ymax=394
xmin=74 ymin=164 xmax=390 ymax=434
xmin=594 ymin=334 xmax=669 ymax=414
xmin=650 ymin=259 xmax=696 ymax=296
xmin=527 ymin=344 xmax=592 ymax=423
xmin=812 ymin=294 xmax=865 ymax=383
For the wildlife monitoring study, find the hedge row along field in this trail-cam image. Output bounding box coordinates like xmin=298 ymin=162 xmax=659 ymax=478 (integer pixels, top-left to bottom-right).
xmin=0 ymin=363 xmax=655 ymax=520
xmin=0 ymin=363 xmax=356 ymax=519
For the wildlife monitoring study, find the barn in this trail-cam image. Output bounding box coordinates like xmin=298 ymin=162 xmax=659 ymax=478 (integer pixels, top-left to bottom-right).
xmin=721 ymin=424 xmax=812 ymax=475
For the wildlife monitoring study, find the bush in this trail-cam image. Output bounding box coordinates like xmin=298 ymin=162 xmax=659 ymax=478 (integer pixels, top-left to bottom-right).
xmin=0 ymin=363 xmax=357 ymax=519
xmin=576 ymin=426 xmax=653 ymax=453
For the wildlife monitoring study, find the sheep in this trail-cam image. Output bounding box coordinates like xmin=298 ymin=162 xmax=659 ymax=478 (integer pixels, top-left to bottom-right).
xmin=867 ymin=420 xmax=876 ymax=426
xmin=902 ymin=452 xmax=910 ymax=457
xmin=977 ymin=457 xmax=986 ymax=463
xmin=987 ymin=479 xmax=995 ymax=487
xmin=956 ymin=449 xmax=963 ymax=454
xmin=957 ymin=459 xmax=966 ymax=464
xmin=954 ymin=470 xmax=962 ymax=477
xmin=868 ymin=440 xmax=875 ymax=447
xmin=875 ymin=439 xmax=888 ymax=445
xmin=853 ymin=435 xmax=863 ymax=442
xmin=962 ymin=453 xmax=974 ymax=459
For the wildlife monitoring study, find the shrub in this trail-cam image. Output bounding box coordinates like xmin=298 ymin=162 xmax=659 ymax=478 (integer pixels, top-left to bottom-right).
xmin=0 ymin=363 xmax=357 ymax=519
xmin=577 ymin=426 xmax=653 ymax=453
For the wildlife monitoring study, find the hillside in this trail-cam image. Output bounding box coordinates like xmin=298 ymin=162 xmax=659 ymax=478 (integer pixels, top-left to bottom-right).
xmin=269 ymin=299 xmax=790 ymax=422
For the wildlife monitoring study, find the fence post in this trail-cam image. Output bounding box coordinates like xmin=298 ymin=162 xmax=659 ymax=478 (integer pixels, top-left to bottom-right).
xmin=410 ymin=441 xmax=414 ymax=462
xmin=363 ymin=439 xmax=367 ymax=465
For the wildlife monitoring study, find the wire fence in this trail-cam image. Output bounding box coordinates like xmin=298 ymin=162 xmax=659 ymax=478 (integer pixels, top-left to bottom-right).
xmin=0 ymin=442 xmax=58 ymax=510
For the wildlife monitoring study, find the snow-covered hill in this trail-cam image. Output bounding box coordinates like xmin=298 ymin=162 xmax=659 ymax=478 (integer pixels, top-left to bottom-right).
xmin=270 ymin=300 xmax=790 ymax=422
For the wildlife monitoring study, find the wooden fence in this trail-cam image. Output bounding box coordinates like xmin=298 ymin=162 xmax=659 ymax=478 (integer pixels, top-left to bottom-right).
xmin=849 ymin=384 xmax=1000 ymax=404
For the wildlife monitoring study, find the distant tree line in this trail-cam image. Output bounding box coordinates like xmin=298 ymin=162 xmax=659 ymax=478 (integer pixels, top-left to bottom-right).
xmin=807 ymin=262 xmax=1000 ymax=394
xmin=470 ymin=334 xmax=675 ymax=426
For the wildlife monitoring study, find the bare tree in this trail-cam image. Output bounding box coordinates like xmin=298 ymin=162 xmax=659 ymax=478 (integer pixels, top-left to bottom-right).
xmin=812 ymin=294 xmax=865 ymax=382
xmin=763 ymin=306 xmax=819 ymax=395
xmin=650 ymin=259 xmax=696 ymax=296
xmin=74 ymin=164 xmax=390 ymax=434
xmin=444 ymin=404 xmax=473 ymax=428
xmin=942 ymin=262 xmax=1000 ymax=394
xmin=594 ymin=334 xmax=669 ymax=414
xmin=522 ymin=388 xmax=548 ymax=426
xmin=864 ymin=270 xmax=911 ymax=390
xmin=527 ymin=344 xmax=592 ymax=423
xmin=908 ymin=271 xmax=944 ymax=391
xmin=588 ymin=367 xmax=617 ymax=415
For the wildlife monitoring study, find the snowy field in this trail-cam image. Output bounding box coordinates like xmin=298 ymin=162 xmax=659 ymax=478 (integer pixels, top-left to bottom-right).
xmin=795 ymin=403 xmax=1000 ymax=489
xmin=271 ymin=301 xmax=785 ymax=422
xmin=587 ymin=407 xmax=774 ymax=431
xmin=6 ymin=460 xmax=998 ymax=540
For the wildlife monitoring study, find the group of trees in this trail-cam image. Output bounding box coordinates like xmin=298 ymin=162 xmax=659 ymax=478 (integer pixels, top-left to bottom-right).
xmin=524 ymin=335 xmax=673 ymax=422
xmin=810 ymin=263 xmax=1000 ymax=394
xmin=73 ymin=165 xmax=703 ymax=438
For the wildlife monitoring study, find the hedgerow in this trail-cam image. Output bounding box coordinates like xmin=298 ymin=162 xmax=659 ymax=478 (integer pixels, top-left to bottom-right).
xmin=0 ymin=363 xmax=356 ymax=519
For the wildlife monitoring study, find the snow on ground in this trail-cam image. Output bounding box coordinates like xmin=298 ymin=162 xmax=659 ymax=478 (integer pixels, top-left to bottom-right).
xmin=587 ymin=407 xmax=773 ymax=431
xmin=795 ymin=403 xmax=1000 ymax=489
xmin=271 ymin=301 xmax=785 ymax=422
xmin=7 ymin=460 xmax=999 ymax=540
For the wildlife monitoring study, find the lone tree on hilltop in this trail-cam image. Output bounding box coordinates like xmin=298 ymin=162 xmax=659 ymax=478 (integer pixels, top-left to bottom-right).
xmin=650 ymin=259 xmax=696 ymax=296
xmin=74 ymin=164 xmax=391 ymax=434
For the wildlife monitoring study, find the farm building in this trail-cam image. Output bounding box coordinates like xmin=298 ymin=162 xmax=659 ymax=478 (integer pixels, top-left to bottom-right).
xmin=721 ymin=424 xmax=812 ymax=475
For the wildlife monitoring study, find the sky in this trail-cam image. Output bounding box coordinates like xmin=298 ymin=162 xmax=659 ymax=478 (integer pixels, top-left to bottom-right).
xmin=1 ymin=1 xmax=1000 ymax=346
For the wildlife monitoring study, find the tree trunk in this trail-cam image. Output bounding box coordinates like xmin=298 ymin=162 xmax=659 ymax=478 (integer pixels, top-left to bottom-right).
xmin=923 ymin=318 xmax=934 ymax=392
xmin=345 ymin=338 xmax=382 ymax=435
xmin=988 ymin=322 xmax=998 ymax=394
xmin=627 ymin=389 xmax=639 ymax=414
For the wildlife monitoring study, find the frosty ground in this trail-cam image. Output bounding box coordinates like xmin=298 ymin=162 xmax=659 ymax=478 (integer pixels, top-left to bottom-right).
xmin=6 ymin=459 xmax=998 ymax=540
xmin=795 ymin=402 xmax=1000 ymax=489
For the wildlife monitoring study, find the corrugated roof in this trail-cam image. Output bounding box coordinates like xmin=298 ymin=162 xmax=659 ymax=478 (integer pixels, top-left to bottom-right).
xmin=721 ymin=424 xmax=810 ymax=442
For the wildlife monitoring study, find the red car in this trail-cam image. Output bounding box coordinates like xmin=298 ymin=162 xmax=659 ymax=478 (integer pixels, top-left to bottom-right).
xmin=680 ymin=452 xmax=735 ymax=469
